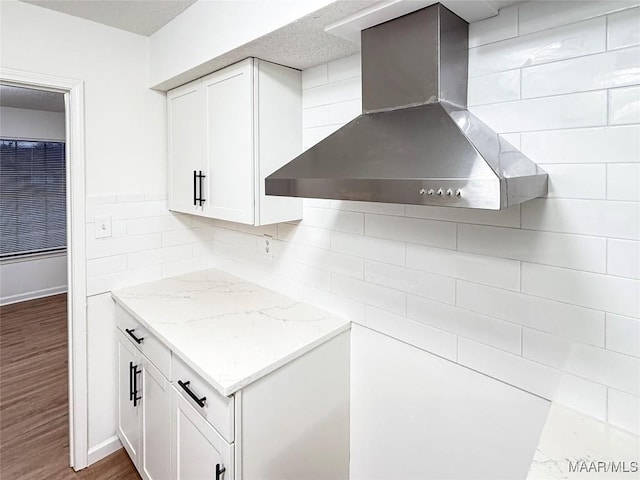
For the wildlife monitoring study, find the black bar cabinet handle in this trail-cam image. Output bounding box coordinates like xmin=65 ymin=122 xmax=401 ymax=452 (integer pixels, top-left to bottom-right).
xmin=198 ymin=170 xmax=206 ymax=206
xmin=178 ymin=380 xmax=206 ymax=408
xmin=129 ymin=361 xmax=134 ymax=401
xmin=216 ymin=463 xmax=226 ymax=480
xmin=193 ymin=170 xmax=197 ymax=206
xmin=133 ymin=364 xmax=141 ymax=407
xmin=125 ymin=328 xmax=144 ymax=344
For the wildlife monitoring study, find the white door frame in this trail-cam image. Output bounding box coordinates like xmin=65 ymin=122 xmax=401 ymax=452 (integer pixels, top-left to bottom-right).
xmin=1 ymin=68 xmax=88 ymax=470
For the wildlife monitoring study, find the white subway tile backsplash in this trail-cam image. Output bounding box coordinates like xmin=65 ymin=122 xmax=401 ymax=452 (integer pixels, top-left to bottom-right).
xmin=365 ymin=307 xmax=457 ymax=361
xmin=469 ymin=91 xmax=607 ymax=133
xmin=86 ymin=233 xmax=162 ymax=260
xmin=469 ymin=18 xmax=606 ymax=77
xmin=522 ymin=47 xmax=640 ymax=98
xmin=518 ymin=1 xmax=638 ymax=36
xmin=296 ymin=244 xmax=364 ymax=279
xmin=161 ymin=255 xmax=213 ymax=278
xmin=407 ymin=244 xmax=521 ymax=291
xmin=302 ymin=77 xmax=361 ymax=109
xmin=331 ymin=231 xmax=405 ymax=266
xmin=277 ymin=262 xmax=331 ymax=291
xmin=407 ymin=295 xmax=522 ymax=354
xmin=606 ymin=313 xmax=640 ymax=357
xmin=521 ymin=262 xmax=640 ymax=318
xmin=332 ymin=273 xmax=406 ymax=315
xmin=299 ymin=283 xmax=365 ymax=324
xmin=327 ymin=54 xmax=361 ymax=82
xmin=127 ymin=244 xmax=193 ymax=270
xmin=87 ymin=265 xmax=161 ymax=296
xmin=276 ymin=223 xmax=330 ymax=249
xmin=86 ymin=255 xmax=127 ymax=278
xmin=301 ymin=63 xmax=327 ymax=89
xmin=468 ymin=4 xmax=518 ymax=48
xmin=126 ymin=213 xmax=193 ymax=235
xmin=458 ymin=224 xmax=606 ymax=273
xmin=609 ymin=85 xmax=640 ymax=125
xmin=468 ymin=69 xmax=520 ymax=106
xmin=302 ymin=206 xmax=364 ymax=234
xmin=608 ymin=389 xmax=640 ymax=435
xmin=458 ymin=338 xmax=607 ymax=420
xmin=331 ymin=200 xmax=405 ymax=217
xmin=607 ymin=239 xmax=640 ymax=279
xmin=302 ymin=105 xmax=331 ymax=128
xmin=456 ymin=281 xmax=605 ymax=347
xmin=521 ymin=125 xmax=640 ymax=164
xmin=405 ymin=204 xmax=521 ymax=228
xmin=522 ymin=198 xmax=640 ymax=240
xmin=302 ymin=124 xmax=341 ymax=149
xmin=144 ymin=192 xmax=168 ymax=201
xmin=540 ymin=164 xmax=606 ymax=199
xmin=608 ymin=7 xmax=640 ymax=50
xmin=329 ymin=98 xmax=361 ymax=124
xmin=365 ymin=260 xmax=455 ymax=305
xmin=607 ymin=164 xmax=640 ymax=201
xmin=365 ymin=213 xmax=456 ymax=249
xmin=162 ymin=226 xmax=214 ymax=247
xmin=522 ymin=328 xmax=640 ymax=395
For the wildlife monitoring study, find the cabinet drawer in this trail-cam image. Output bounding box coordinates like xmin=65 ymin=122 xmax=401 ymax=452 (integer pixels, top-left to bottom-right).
xmin=172 ymin=354 xmax=234 ymax=443
xmin=115 ymin=303 xmax=171 ymax=379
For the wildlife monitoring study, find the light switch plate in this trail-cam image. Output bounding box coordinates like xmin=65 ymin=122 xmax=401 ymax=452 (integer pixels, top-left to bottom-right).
xmin=95 ymin=215 xmax=112 ymax=239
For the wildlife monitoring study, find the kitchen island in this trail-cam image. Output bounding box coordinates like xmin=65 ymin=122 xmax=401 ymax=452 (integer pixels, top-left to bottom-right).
xmin=111 ymin=268 xmax=350 ymax=480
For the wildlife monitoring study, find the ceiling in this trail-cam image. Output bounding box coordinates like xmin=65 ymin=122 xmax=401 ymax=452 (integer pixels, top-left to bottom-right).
xmin=19 ymin=0 xmax=198 ymax=36
xmin=18 ymin=0 xmax=522 ymax=38
xmin=0 ymin=85 xmax=66 ymax=112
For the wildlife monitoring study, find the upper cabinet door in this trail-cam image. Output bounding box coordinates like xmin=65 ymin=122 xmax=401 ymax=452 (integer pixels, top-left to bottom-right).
xmin=168 ymin=81 xmax=204 ymax=215
xmin=202 ymin=60 xmax=255 ymax=224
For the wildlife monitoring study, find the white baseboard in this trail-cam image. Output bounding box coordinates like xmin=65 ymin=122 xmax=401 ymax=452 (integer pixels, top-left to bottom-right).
xmin=0 ymin=285 xmax=67 ymax=306
xmin=87 ymin=435 xmax=122 ymax=466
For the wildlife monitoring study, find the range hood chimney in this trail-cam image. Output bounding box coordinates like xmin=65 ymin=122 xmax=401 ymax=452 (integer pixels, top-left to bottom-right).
xmin=265 ymin=4 xmax=548 ymax=210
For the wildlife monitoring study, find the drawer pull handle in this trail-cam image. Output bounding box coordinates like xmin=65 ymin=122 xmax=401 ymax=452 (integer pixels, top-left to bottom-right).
xmin=125 ymin=328 xmax=144 ymax=344
xmin=129 ymin=361 xmax=141 ymax=407
xmin=178 ymin=380 xmax=206 ymax=408
xmin=216 ymin=463 xmax=226 ymax=480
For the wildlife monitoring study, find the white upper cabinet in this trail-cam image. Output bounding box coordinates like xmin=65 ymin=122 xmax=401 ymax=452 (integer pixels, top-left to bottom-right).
xmin=167 ymin=58 xmax=302 ymax=226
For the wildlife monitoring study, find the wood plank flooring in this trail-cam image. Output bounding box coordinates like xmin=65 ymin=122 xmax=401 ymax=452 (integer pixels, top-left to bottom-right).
xmin=0 ymin=294 xmax=140 ymax=480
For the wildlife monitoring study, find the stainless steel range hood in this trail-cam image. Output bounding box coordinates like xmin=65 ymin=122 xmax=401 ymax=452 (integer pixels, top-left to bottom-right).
xmin=265 ymin=3 xmax=547 ymax=210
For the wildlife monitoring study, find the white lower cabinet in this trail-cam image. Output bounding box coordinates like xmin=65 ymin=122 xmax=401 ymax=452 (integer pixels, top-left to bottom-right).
xmin=141 ymin=358 xmax=172 ymax=480
xmin=116 ymin=306 xmax=350 ymax=480
xmin=117 ymin=331 xmax=141 ymax=463
xmin=117 ymin=329 xmax=171 ymax=480
xmin=171 ymin=385 xmax=234 ymax=480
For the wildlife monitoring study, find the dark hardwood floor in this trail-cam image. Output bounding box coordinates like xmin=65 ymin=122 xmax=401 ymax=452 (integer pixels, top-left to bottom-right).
xmin=1 ymin=294 xmax=140 ymax=479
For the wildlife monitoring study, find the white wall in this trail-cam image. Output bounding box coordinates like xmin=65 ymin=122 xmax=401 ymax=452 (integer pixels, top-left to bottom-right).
xmin=148 ymin=0 xmax=333 ymax=88
xmin=0 ymin=106 xmax=68 ymax=305
xmin=0 ymin=0 xmax=166 ymax=197
xmin=0 ymin=0 xmax=166 ymax=461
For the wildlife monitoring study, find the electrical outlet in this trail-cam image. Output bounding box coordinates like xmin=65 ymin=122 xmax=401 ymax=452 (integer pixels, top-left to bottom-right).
xmin=95 ymin=215 xmax=112 ymax=239
xmin=262 ymin=234 xmax=273 ymax=258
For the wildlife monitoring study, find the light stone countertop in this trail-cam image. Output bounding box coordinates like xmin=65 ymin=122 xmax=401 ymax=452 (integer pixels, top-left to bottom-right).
xmin=528 ymin=404 xmax=639 ymax=479
xmin=111 ymin=268 xmax=350 ymax=397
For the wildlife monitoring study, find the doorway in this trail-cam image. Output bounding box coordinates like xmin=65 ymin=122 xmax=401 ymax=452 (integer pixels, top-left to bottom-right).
xmin=0 ymin=70 xmax=88 ymax=470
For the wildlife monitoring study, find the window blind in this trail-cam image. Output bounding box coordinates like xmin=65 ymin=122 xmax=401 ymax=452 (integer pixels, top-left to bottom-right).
xmin=0 ymin=140 xmax=66 ymax=257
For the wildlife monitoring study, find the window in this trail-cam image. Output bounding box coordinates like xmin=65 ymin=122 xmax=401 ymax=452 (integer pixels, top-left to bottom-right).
xmin=0 ymin=139 xmax=66 ymax=257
